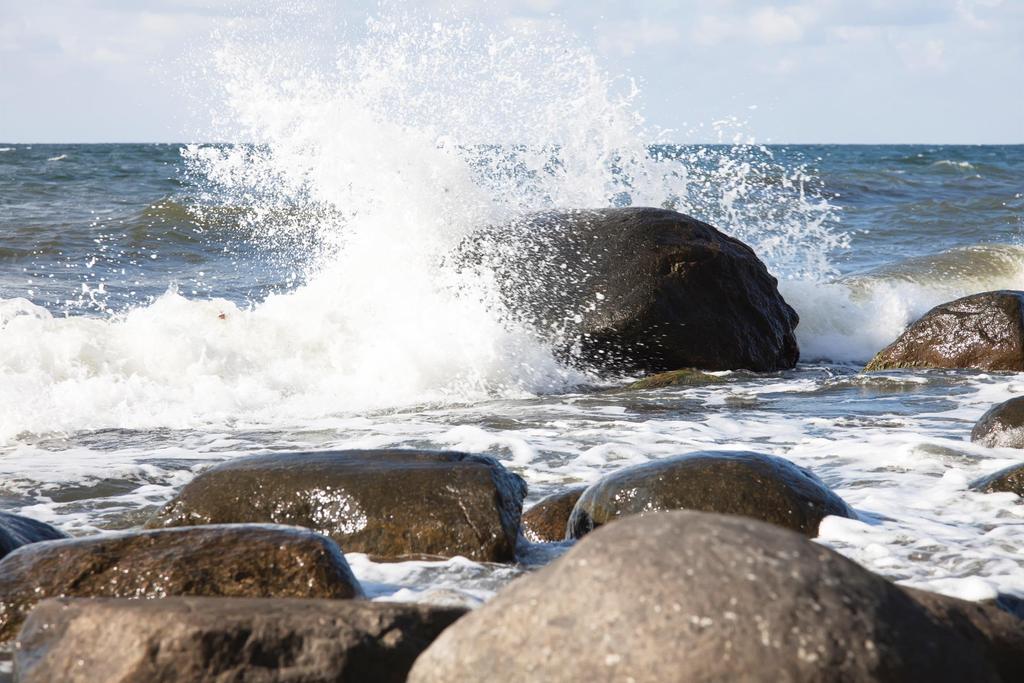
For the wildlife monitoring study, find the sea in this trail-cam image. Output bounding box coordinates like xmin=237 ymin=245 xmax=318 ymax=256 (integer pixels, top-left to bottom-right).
xmin=1 ymin=18 xmax=1023 ymax=609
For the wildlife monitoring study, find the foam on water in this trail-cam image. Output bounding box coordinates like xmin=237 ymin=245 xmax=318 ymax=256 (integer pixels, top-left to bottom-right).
xmin=1 ymin=6 xmax=1023 ymax=609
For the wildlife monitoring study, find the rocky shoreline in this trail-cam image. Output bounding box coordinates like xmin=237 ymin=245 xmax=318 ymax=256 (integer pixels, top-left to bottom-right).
xmin=2 ymin=208 xmax=1023 ymax=681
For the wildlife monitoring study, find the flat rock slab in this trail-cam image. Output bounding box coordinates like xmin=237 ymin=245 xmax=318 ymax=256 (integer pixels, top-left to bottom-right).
xmin=971 ymin=462 xmax=1024 ymax=496
xmin=521 ymin=486 xmax=587 ymax=542
xmin=567 ymin=450 xmax=853 ymax=538
xmin=0 ymin=524 xmax=361 ymax=642
xmin=972 ymin=396 xmax=1024 ymax=448
xmin=15 ymin=597 xmax=467 ymax=683
xmin=865 ymin=290 xmax=1024 ymax=372
xmin=148 ymin=449 xmax=527 ymax=563
xmin=409 ymin=511 xmax=1024 ymax=683
xmin=0 ymin=512 xmax=66 ymax=560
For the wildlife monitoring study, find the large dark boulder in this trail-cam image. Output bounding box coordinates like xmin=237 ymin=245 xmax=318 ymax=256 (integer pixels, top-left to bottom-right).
xmin=147 ymin=450 xmax=528 ymax=562
xmin=15 ymin=597 xmax=466 ymax=683
xmin=972 ymin=397 xmax=1024 ymax=448
xmin=865 ymin=291 xmax=1024 ymax=372
xmin=971 ymin=463 xmax=1024 ymax=496
xmin=567 ymin=450 xmax=853 ymax=539
xmin=0 ymin=512 xmax=66 ymax=560
xmin=0 ymin=525 xmax=361 ymax=642
xmin=409 ymin=511 xmax=1024 ymax=683
xmin=521 ymin=486 xmax=586 ymax=543
xmin=457 ymin=207 xmax=799 ymax=373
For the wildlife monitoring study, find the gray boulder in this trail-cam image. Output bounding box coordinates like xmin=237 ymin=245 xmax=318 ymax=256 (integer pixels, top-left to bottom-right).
xmin=15 ymin=597 xmax=466 ymax=683
xmin=568 ymin=450 xmax=853 ymax=538
xmin=409 ymin=511 xmax=1024 ymax=683
xmin=147 ymin=450 xmax=527 ymax=562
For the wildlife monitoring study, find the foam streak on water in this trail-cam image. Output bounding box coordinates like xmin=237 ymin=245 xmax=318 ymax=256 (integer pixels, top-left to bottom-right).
xmin=0 ymin=7 xmax=1023 ymax=606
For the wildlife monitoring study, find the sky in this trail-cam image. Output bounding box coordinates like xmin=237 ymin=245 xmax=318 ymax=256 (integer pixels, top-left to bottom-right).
xmin=0 ymin=0 xmax=1021 ymax=144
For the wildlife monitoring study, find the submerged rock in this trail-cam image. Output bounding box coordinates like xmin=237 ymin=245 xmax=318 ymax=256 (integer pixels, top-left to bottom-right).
xmin=0 ymin=524 xmax=361 ymax=642
xmin=0 ymin=511 xmax=66 ymax=560
xmin=457 ymin=207 xmax=799 ymax=373
xmin=971 ymin=396 xmax=1024 ymax=448
xmin=567 ymin=450 xmax=853 ymax=538
xmin=408 ymin=511 xmax=1024 ymax=683
xmin=148 ymin=449 xmax=528 ymax=562
xmin=971 ymin=462 xmax=1024 ymax=497
xmin=521 ymin=486 xmax=586 ymax=543
xmin=865 ymin=291 xmax=1024 ymax=372
xmin=16 ymin=597 xmax=466 ymax=683
xmin=622 ymin=368 xmax=727 ymax=391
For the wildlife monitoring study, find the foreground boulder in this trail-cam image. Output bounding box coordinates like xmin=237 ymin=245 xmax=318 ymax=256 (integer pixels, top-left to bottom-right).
xmin=409 ymin=511 xmax=1024 ymax=683
xmin=865 ymin=291 xmax=1024 ymax=372
xmin=0 ymin=511 xmax=66 ymax=560
xmin=16 ymin=597 xmax=465 ymax=683
xmin=148 ymin=449 xmax=527 ymax=562
xmin=458 ymin=207 xmax=799 ymax=373
xmin=521 ymin=486 xmax=586 ymax=542
xmin=567 ymin=450 xmax=853 ymax=539
xmin=971 ymin=463 xmax=1024 ymax=496
xmin=972 ymin=397 xmax=1024 ymax=448
xmin=0 ymin=525 xmax=361 ymax=641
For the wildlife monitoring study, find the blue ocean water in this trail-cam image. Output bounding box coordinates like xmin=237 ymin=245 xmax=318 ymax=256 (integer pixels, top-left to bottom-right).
xmin=1 ymin=141 xmax=1023 ymax=605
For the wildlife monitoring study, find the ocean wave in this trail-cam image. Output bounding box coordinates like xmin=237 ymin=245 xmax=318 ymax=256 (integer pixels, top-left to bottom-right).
xmin=0 ymin=147 xmax=13 ymax=152
xmin=46 ymin=154 xmax=68 ymax=162
xmin=931 ymin=160 xmax=975 ymax=170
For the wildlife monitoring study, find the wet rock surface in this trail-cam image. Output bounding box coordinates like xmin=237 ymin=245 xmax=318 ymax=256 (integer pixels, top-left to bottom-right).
xmin=15 ymin=597 xmax=466 ymax=683
xmin=457 ymin=207 xmax=800 ymax=373
xmin=865 ymin=291 xmax=1024 ymax=372
xmin=408 ymin=511 xmax=1024 ymax=683
xmin=567 ymin=450 xmax=853 ymax=538
xmin=147 ymin=449 xmax=528 ymax=562
xmin=621 ymin=368 xmax=727 ymax=391
xmin=971 ymin=462 xmax=1024 ymax=496
xmin=971 ymin=396 xmax=1024 ymax=448
xmin=521 ymin=486 xmax=586 ymax=543
xmin=0 ymin=524 xmax=361 ymax=642
xmin=0 ymin=512 xmax=66 ymax=560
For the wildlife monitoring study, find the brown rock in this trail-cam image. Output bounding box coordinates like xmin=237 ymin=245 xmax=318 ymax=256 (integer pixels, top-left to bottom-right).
xmin=456 ymin=207 xmax=800 ymax=373
xmin=865 ymin=291 xmax=1024 ymax=372
xmin=147 ymin=449 xmax=527 ymax=562
xmin=15 ymin=597 xmax=466 ymax=683
xmin=971 ymin=396 xmax=1024 ymax=448
xmin=971 ymin=462 xmax=1024 ymax=496
xmin=0 ymin=512 xmax=66 ymax=560
xmin=0 ymin=524 xmax=361 ymax=642
xmin=567 ymin=450 xmax=853 ymax=539
xmin=409 ymin=511 xmax=1024 ymax=683
xmin=521 ymin=486 xmax=586 ymax=542
xmin=622 ymin=368 xmax=726 ymax=391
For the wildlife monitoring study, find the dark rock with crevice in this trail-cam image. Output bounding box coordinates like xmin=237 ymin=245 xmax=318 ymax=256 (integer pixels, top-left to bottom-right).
xmin=456 ymin=207 xmax=799 ymax=373
xmin=147 ymin=449 xmax=527 ymax=562
xmin=567 ymin=450 xmax=854 ymax=538
xmin=865 ymin=291 xmax=1024 ymax=372
xmin=0 ymin=524 xmax=362 ymax=642
xmin=15 ymin=597 xmax=466 ymax=683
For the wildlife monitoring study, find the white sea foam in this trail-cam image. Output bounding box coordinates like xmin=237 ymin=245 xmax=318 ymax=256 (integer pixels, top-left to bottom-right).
xmin=46 ymin=153 xmax=68 ymax=162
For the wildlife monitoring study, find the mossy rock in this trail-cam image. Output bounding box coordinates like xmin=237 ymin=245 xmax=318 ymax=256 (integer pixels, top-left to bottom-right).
xmin=623 ymin=368 xmax=726 ymax=391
